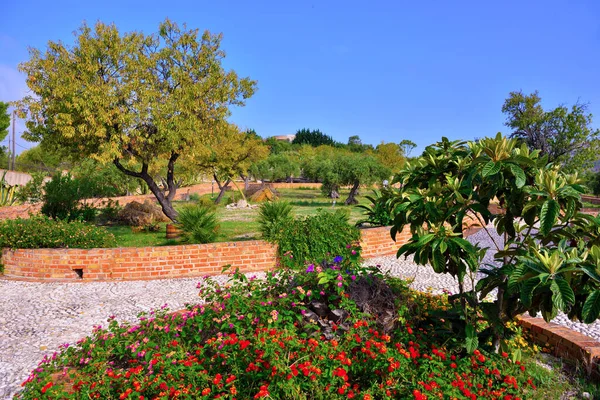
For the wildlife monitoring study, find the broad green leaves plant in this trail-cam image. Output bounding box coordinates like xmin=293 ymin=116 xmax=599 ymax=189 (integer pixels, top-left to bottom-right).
xmin=385 ymin=133 xmax=600 ymax=352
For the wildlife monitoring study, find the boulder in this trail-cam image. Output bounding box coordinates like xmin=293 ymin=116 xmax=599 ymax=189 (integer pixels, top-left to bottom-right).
xmin=117 ymin=200 xmax=170 ymax=226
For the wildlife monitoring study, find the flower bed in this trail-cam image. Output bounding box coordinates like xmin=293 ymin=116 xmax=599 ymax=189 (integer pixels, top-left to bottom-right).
xmin=16 ymin=245 xmax=571 ymax=399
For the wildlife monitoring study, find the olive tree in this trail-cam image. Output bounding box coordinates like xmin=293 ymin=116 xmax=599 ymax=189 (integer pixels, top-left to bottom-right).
xmin=17 ymin=19 xmax=256 ymax=221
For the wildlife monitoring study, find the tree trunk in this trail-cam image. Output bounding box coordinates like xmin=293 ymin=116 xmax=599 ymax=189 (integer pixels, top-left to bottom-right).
xmin=114 ymin=155 xmax=180 ymax=222
xmin=240 ymin=174 xmax=249 ymax=192
xmin=344 ymin=180 xmax=361 ymax=205
xmin=214 ymin=175 xmax=231 ymax=204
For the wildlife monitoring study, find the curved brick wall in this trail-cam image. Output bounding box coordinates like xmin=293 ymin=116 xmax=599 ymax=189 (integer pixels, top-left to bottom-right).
xmin=2 ymin=226 xmax=410 ymax=282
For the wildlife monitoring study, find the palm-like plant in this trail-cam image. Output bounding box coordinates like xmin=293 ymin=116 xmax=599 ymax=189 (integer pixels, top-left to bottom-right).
xmin=176 ymin=205 xmax=220 ymax=244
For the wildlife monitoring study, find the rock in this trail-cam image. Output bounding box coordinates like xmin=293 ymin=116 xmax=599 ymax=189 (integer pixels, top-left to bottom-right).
xmin=117 ymin=200 xmax=169 ymax=226
xmin=237 ymin=199 xmax=248 ymax=208
xmin=582 ymin=393 xmax=591 ymax=399
xmin=310 ymin=301 xmax=329 ymax=318
xmin=328 ymin=309 xmax=348 ymax=323
xmin=302 ymin=310 xmax=319 ymax=324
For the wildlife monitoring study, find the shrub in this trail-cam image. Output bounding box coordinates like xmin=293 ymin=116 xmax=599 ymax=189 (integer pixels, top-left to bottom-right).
xmin=0 ymin=216 xmax=116 ymax=249
xmin=588 ymin=171 xmax=600 ymax=196
xmin=95 ymin=199 xmax=122 ymax=225
xmin=16 ymin=172 xmax=46 ymax=204
xmin=41 ymin=173 xmax=97 ymax=221
xmin=188 ymin=192 xmax=201 ymax=202
xmin=272 ymin=209 xmax=360 ymax=269
xmin=356 ymin=188 xmax=395 ymax=226
xmin=257 ymin=200 xmax=294 ymax=240
xmin=176 ymin=204 xmax=220 ymax=244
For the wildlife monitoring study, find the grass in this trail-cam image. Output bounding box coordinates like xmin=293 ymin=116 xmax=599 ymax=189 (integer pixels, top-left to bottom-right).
xmin=105 ymin=186 xmax=375 ymax=247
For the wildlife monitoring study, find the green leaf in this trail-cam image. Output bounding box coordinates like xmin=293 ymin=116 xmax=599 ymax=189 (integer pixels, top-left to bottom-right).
xmin=482 ymin=161 xmax=501 ymax=177
xmin=465 ymin=325 xmax=478 ymax=353
xmin=539 ymin=199 xmax=559 ymax=236
xmin=439 ymin=240 xmax=448 ymax=254
xmin=551 ymin=278 xmax=575 ymax=311
xmin=521 ymin=277 xmax=540 ymax=307
xmin=509 ymin=164 xmax=526 ymax=188
xmin=582 ymin=291 xmax=600 ymax=324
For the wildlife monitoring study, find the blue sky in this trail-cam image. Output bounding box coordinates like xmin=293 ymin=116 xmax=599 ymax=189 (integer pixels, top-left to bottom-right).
xmin=2 ymin=0 xmax=600 ymax=154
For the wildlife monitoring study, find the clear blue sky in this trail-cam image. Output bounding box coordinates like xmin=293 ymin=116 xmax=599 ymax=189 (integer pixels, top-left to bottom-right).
xmin=2 ymin=0 xmax=599 ymax=154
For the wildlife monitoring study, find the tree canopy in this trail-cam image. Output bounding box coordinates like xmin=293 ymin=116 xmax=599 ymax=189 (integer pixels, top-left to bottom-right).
xmin=502 ymin=90 xmax=600 ymax=173
xmin=17 ymin=19 xmax=256 ymax=221
xmin=197 ymin=124 xmax=268 ymax=203
xmin=292 ymin=128 xmax=336 ymax=147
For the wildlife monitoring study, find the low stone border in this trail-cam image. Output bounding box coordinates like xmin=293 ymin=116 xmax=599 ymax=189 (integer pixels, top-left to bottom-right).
xmin=517 ymin=315 xmax=600 ymax=379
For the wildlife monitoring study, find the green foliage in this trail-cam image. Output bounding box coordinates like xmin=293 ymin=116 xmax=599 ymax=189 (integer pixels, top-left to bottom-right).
xmin=356 ymin=189 xmax=396 ymax=227
xmin=271 ymin=209 xmax=361 ymax=269
xmin=257 ymin=200 xmax=294 ymax=240
xmin=14 ymin=144 xmax=68 ymax=174
xmin=41 ymin=173 xmax=99 ymax=221
xmin=588 ymin=171 xmax=600 ymax=196
xmin=71 ymin=159 xmax=139 ymax=197
xmin=292 ymin=128 xmax=336 ymax=147
xmin=502 ymin=90 xmax=600 ymax=173
xmin=176 ymin=204 xmax=220 ymax=244
xmin=0 ymin=102 xmax=10 ymax=143
xmin=18 ymin=19 xmax=256 ymax=222
xmin=250 ymin=152 xmax=300 ymax=182
xmin=0 ymin=215 xmax=116 ymax=249
xmin=389 ymin=133 xmax=600 ymax=352
xmin=16 ymin=172 xmax=46 ymax=203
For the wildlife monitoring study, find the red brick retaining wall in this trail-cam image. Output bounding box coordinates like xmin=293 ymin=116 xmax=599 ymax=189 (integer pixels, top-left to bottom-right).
xmin=517 ymin=315 xmax=600 ymax=379
xmin=2 ymin=226 xmax=409 ymax=282
xmin=3 ymin=241 xmax=278 ymax=281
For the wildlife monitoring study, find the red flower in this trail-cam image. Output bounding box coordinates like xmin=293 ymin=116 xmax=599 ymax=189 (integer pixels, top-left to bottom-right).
xmin=41 ymin=382 xmax=53 ymax=394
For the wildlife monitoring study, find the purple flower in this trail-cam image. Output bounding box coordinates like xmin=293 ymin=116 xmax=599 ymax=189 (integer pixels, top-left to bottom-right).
xmin=337 ymin=282 xmax=343 ymax=287
xmin=351 ymin=275 xmax=357 ymax=281
xmin=306 ymin=264 xmax=315 ymax=273
xmin=333 ymin=256 xmax=343 ymax=263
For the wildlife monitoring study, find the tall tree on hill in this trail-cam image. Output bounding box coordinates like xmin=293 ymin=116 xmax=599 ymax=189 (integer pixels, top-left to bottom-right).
xmin=292 ymin=128 xmax=336 ymax=147
xmin=502 ymin=90 xmax=600 ymax=172
xmin=17 ymin=19 xmax=256 ymax=221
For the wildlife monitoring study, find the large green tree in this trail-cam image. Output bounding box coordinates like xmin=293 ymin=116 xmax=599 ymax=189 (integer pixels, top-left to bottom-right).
xmin=17 ymin=19 xmax=256 ymax=221
xmin=502 ymin=90 xmax=600 ymax=172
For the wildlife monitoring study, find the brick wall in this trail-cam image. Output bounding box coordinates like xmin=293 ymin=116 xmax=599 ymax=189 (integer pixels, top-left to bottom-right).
xmin=3 ymin=241 xmax=278 ymax=281
xmin=2 ymin=225 xmax=409 ymax=281
xmin=517 ymin=315 xmax=600 ymax=379
xmin=360 ymin=226 xmax=410 ymax=258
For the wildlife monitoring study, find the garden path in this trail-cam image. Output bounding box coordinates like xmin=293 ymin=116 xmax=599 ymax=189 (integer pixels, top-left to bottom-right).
xmin=2 ymin=226 xmax=600 ymax=398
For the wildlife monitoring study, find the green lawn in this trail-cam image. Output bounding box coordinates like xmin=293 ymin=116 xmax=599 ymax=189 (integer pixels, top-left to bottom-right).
xmin=105 ymin=187 xmax=374 ymax=247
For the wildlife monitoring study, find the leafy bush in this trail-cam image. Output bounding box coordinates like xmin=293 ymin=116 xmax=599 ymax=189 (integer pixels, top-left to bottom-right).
xmin=41 ymin=173 xmax=99 ymax=221
xmin=272 ymin=209 xmax=360 ymax=269
xmin=16 ymin=172 xmax=46 ymax=204
xmin=188 ymin=192 xmax=201 ymax=202
xmin=95 ymin=200 xmax=123 ymax=225
xmin=389 ymin=134 xmax=600 ymax=352
xmin=588 ymin=170 xmax=600 ymax=196
xmin=16 ymin=257 xmax=561 ymax=399
xmin=257 ymin=200 xmax=294 ymax=240
xmin=176 ymin=204 xmax=220 ymax=244
xmin=0 ymin=216 xmax=116 ymax=249
xmin=356 ymin=188 xmax=395 ymax=226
